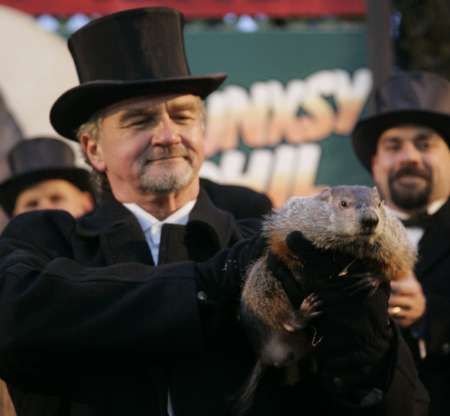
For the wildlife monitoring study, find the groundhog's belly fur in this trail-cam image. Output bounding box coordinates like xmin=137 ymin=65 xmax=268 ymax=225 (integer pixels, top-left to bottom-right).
xmin=237 ymin=185 xmax=416 ymax=414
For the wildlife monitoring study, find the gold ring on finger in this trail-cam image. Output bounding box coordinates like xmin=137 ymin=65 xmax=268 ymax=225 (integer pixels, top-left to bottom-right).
xmin=392 ymin=306 xmax=402 ymax=317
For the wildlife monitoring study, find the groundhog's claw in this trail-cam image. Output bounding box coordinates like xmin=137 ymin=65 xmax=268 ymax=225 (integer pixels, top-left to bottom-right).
xmin=282 ymin=323 xmax=297 ymax=332
xmin=345 ymin=273 xmax=381 ymax=297
xmin=281 ymin=294 xmax=322 ymax=333
xmin=299 ymin=293 xmax=323 ymax=320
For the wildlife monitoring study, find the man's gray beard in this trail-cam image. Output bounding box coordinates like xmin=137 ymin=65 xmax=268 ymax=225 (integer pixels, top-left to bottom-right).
xmin=389 ymin=180 xmax=432 ymax=210
xmin=138 ymin=165 xmax=194 ymax=194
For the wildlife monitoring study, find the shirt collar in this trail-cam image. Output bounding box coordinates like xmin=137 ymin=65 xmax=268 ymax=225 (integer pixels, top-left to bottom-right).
xmin=386 ymin=198 xmax=447 ymax=220
xmin=123 ymin=200 xmax=196 ymax=232
xmin=428 ymin=199 xmax=446 ymax=215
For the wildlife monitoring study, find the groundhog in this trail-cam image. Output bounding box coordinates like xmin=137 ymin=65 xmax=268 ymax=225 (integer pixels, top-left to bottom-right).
xmin=236 ymin=185 xmax=416 ymax=414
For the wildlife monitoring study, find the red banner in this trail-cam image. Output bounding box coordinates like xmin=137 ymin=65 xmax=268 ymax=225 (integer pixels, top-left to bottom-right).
xmin=0 ymin=1 xmax=365 ymax=18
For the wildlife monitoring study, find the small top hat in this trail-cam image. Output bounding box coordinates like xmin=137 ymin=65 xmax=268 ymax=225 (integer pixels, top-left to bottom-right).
xmin=50 ymin=7 xmax=227 ymax=140
xmin=352 ymin=71 xmax=450 ymax=171
xmin=0 ymin=137 xmax=92 ymax=216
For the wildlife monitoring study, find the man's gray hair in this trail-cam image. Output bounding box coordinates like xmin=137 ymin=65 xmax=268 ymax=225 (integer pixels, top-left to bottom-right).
xmin=76 ymin=113 xmax=111 ymax=196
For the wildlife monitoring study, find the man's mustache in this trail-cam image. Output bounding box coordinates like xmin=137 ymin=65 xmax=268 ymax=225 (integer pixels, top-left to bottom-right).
xmin=144 ymin=146 xmax=189 ymax=163
xmin=392 ymin=165 xmax=431 ymax=181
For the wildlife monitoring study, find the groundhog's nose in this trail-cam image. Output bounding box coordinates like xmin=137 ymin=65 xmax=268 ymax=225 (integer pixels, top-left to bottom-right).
xmin=361 ymin=211 xmax=379 ymax=229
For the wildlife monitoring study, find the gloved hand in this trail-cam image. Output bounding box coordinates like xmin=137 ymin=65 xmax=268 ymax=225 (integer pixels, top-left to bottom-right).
xmin=278 ymin=230 xmax=394 ymax=405
xmin=313 ymin=273 xmax=393 ymax=405
xmin=195 ymin=235 xmax=268 ymax=303
xmin=194 ymin=235 xmax=269 ymax=344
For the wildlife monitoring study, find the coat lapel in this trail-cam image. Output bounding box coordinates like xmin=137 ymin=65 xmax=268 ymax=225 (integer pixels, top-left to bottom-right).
xmin=184 ymin=190 xmax=243 ymax=260
xmin=157 ymin=190 xmax=243 ymax=264
xmin=77 ymin=194 xmax=154 ymax=265
xmin=416 ymin=198 xmax=450 ymax=276
xmin=100 ymin=220 xmax=154 ymax=265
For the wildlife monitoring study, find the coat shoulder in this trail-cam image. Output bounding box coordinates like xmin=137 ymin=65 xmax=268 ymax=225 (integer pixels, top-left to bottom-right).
xmin=200 ymin=178 xmax=272 ymax=220
xmin=1 ymin=210 xmax=76 ymax=254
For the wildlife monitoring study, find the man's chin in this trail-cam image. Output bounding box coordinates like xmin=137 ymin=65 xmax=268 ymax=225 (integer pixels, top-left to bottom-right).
xmin=391 ymin=189 xmax=430 ymax=210
xmin=139 ymin=166 xmax=195 ymax=194
xmin=143 ymin=160 xmax=191 ymax=177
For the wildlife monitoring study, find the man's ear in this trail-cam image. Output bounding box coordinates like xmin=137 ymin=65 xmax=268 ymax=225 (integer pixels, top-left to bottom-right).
xmin=80 ymin=134 xmax=106 ymax=172
xmin=81 ymin=191 xmax=95 ymax=214
xmin=370 ymin=156 xmax=375 ymax=172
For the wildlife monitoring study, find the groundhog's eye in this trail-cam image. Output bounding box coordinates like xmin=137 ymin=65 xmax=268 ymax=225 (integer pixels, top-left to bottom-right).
xmin=340 ymin=200 xmax=349 ymax=208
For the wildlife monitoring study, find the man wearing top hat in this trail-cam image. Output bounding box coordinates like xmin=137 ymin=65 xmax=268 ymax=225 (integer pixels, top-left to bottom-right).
xmin=0 ymin=137 xmax=94 ymax=219
xmin=0 ymin=7 xmax=428 ymax=416
xmin=352 ymin=70 xmax=450 ymax=416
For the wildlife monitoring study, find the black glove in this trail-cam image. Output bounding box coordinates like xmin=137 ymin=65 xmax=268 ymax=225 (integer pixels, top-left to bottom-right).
xmin=195 ymin=235 xmax=268 ymax=303
xmin=195 ymin=236 xmax=269 ymax=344
xmin=313 ymin=274 xmax=393 ymax=405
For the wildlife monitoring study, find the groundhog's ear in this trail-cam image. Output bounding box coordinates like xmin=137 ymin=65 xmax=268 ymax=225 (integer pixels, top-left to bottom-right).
xmin=317 ymin=187 xmax=332 ymax=202
xmin=372 ymin=186 xmax=381 ymax=202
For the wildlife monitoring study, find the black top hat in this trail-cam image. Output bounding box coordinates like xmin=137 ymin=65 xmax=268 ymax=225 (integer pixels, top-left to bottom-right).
xmin=352 ymin=71 xmax=450 ymax=171
xmin=0 ymin=137 xmax=92 ymax=216
xmin=50 ymin=7 xmax=227 ymax=140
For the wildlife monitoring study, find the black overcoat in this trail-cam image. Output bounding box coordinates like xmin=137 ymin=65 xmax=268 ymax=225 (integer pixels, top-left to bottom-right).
xmin=405 ymin=198 xmax=450 ymax=416
xmin=0 ymin=192 xmax=428 ymax=416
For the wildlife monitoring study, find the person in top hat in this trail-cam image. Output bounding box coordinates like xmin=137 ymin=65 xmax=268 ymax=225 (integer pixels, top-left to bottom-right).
xmin=0 ymin=137 xmax=94 ymax=219
xmin=0 ymin=8 xmax=427 ymax=416
xmin=352 ymin=70 xmax=450 ymax=416
xmin=49 ymin=7 xmax=271 ymax=220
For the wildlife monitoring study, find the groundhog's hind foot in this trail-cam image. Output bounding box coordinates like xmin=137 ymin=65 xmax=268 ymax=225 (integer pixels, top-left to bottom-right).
xmin=283 ymin=293 xmax=322 ymax=332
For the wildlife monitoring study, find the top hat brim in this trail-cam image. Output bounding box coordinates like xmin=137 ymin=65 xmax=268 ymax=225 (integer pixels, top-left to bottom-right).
xmin=352 ymin=110 xmax=450 ymax=171
xmin=0 ymin=167 xmax=93 ymax=216
xmin=51 ymin=73 xmax=227 ymax=141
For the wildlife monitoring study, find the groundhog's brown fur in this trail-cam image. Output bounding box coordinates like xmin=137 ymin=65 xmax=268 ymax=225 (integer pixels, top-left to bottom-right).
xmin=237 ymin=185 xmax=416 ymax=415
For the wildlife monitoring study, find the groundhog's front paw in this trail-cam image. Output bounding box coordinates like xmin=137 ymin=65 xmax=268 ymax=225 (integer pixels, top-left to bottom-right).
xmin=344 ymin=272 xmax=382 ymax=297
xmin=299 ymin=293 xmax=322 ymax=322
xmin=282 ymin=293 xmax=322 ymax=332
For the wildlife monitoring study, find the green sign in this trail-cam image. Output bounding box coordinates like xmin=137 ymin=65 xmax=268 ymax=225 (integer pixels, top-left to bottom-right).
xmin=186 ymin=27 xmax=373 ymax=206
